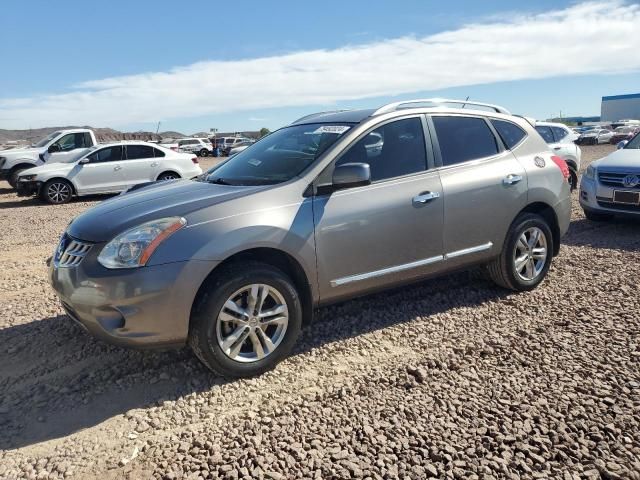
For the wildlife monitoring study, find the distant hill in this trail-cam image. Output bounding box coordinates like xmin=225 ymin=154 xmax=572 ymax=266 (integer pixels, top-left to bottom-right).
xmin=0 ymin=126 xmax=188 ymax=144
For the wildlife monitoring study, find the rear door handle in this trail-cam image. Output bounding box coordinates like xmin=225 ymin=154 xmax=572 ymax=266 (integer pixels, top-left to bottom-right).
xmin=553 ymin=146 xmax=562 ymax=150
xmin=413 ymin=191 xmax=440 ymax=204
xmin=150 ymin=162 xmax=158 ymax=167
xmin=503 ymin=174 xmax=523 ymax=185
xmin=113 ymin=165 xmax=122 ymax=171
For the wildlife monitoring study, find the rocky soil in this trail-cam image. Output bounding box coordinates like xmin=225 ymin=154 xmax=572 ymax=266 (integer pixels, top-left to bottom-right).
xmin=1 ymin=146 xmax=639 ymax=479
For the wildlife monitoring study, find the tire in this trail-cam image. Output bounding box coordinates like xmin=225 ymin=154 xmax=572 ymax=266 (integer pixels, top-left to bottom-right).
xmin=584 ymin=210 xmax=613 ymax=222
xmin=189 ymin=261 xmax=303 ymax=378
xmin=41 ymin=179 xmax=73 ymax=204
xmin=568 ymin=168 xmax=578 ymax=191
xmin=158 ymin=172 xmax=180 ymax=181
xmin=199 ymin=149 xmax=209 ymax=157
xmin=8 ymin=168 xmax=27 ymax=188
xmin=487 ymin=213 xmax=553 ymax=291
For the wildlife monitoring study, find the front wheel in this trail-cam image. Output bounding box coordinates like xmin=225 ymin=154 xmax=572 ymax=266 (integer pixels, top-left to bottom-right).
xmin=8 ymin=169 xmax=27 ymax=188
xmin=41 ymin=179 xmax=73 ymax=204
xmin=189 ymin=262 xmax=302 ymax=378
xmin=487 ymin=213 xmax=553 ymax=291
xmin=199 ymin=149 xmax=209 ymax=157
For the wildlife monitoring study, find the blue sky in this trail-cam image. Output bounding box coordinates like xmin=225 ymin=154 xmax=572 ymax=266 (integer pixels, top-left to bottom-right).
xmin=1 ymin=0 xmax=639 ymax=133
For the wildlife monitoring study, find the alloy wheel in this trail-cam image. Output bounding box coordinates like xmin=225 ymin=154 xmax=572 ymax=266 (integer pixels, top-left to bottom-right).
xmin=48 ymin=182 xmax=71 ymax=203
xmin=513 ymin=227 xmax=547 ymax=281
xmin=216 ymin=284 xmax=289 ymax=363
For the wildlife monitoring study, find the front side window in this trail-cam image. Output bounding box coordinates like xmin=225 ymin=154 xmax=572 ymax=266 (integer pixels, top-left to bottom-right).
xmin=535 ymin=126 xmax=555 ymax=144
xmin=86 ymin=146 xmax=124 ymax=163
xmin=551 ymin=126 xmax=569 ymax=142
xmin=624 ymin=133 xmax=640 ymax=149
xmin=205 ymin=123 xmax=353 ymax=186
xmin=54 ymin=132 xmax=87 ymax=151
xmin=126 ymin=145 xmax=155 ymax=159
xmin=433 ymin=116 xmax=499 ymax=166
xmin=335 ymin=117 xmax=427 ymax=181
xmin=492 ymin=120 xmax=526 ymax=149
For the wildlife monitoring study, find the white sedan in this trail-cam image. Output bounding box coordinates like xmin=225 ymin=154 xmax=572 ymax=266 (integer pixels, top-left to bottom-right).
xmin=16 ymin=142 xmax=202 ymax=204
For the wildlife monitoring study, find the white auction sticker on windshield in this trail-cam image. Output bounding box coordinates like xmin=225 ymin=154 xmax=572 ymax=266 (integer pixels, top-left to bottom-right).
xmin=248 ymin=158 xmax=262 ymax=166
xmin=311 ymin=125 xmax=350 ymax=135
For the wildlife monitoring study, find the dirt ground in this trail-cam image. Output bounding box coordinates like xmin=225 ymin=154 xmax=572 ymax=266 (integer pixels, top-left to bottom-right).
xmin=1 ymin=145 xmax=639 ymax=480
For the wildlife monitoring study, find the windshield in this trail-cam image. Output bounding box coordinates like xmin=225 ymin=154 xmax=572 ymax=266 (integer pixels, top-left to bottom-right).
xmin=32 ymin=131 xmax=61 ymax=148
xmin=205 ymin=123 xmax=353 ymax=186
xmin=624 ymin=133 xmax=640 ymax=149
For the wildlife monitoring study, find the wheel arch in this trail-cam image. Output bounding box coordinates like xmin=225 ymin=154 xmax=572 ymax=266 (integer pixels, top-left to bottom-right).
xmin=156 ymin=170 xmax=181 ymax=180
xmin=191 ymin=247 xmax=314 ymax=328
xmin=9 ymin=162 xmax=38 ymax=175
xmin=518 ymin=202 xmax=561 ymax=256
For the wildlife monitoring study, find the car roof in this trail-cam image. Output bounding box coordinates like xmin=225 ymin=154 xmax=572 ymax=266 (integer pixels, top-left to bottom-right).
xmin=535 ymin=121 xmax=569 ymax=128
xmin=93 ymin=141 xmax=163 ymax=148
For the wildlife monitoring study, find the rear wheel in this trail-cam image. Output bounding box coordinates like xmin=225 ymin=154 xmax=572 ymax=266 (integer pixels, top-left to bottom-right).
xmin=189 ymin=262 xmax=302 ymax=378
xmin=158 ymin=171 xmax=180 ymax=181
xmin=487 ymin=213 xmax=553 ymax=291
xmin=199 ymin=148 xmax=209 ymax=157
xmin=568 ymin=168 xmax=578 ymax=191
xmin=41 ymin=179 xmax=73 ymax=204
xmin=584 ymin=210 xmax=613 ymax=222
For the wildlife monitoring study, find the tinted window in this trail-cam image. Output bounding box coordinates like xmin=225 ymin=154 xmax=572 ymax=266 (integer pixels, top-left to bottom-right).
xmin=153 ymin=148 xmax=166 ymax=158
xmin=126 ymin=145 xmax=155 ymax=159
xmin=83 ymin=132 xmax=93 ymax=146
xmin=535 ymin=126 xmax=555 ymax=144
xmin=492 ymin=120 xmax=527 ymax=149
xmin=87 ymin=146 xmax=124 ymax=163
xmin=433 ymin=116 xmax=499 ymax=166
xmin=336 ymin=117 xmax=427 ymax=181
xmin=551 ymin=126 xmax=569 ymax=142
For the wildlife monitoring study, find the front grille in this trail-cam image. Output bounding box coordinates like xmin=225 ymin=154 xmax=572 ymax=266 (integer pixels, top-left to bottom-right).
xmin=598 ymin=171 xmax=640 ymax=189
xmin=596 ymin=199 xmax=640 ymax=212
xmin=55 ymin=234 xmax=92 ymax=267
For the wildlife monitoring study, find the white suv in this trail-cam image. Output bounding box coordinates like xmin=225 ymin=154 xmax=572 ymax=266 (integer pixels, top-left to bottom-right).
xmin=177 ymin=138 xmax=213 ymax=157
xmin=535 ymin=122 xmax=581 ymax=190
xmin=16 ymin=142 xmax=202 ymax=204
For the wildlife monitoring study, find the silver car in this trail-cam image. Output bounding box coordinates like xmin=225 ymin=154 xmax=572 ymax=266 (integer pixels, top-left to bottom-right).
xmin=579 ymin=132 xmax=640 ymax=221
xmin=50 ymin=99 xmax=572 ymax=377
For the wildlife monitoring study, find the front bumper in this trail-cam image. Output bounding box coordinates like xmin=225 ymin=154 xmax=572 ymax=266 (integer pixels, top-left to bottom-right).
xmin=579 ymin=177 xmax=640 ymax=217
xmin=49 ymin=241 xmax=218 ymax=348
xmin=16 ymin=179 xmax=42 ymax=197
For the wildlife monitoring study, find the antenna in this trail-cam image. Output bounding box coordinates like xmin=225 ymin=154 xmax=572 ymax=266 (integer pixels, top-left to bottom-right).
xmin=461 ymin=96 xmax=470 ymax=109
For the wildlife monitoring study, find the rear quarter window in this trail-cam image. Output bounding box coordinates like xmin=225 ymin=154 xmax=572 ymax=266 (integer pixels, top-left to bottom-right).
xmin=491 ymin=120 xmax=527 ymax=149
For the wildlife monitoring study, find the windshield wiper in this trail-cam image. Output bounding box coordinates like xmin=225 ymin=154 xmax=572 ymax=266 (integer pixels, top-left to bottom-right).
xmin=209 ymin=177 xmax=232 ymax=185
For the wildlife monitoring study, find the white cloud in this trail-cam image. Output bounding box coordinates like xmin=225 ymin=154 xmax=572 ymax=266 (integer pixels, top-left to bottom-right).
xmin=1 ymin=1 xmax=640 ymax=128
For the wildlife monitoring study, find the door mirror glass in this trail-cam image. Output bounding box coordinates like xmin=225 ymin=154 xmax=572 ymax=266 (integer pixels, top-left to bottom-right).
xmin=48 ymin=144 xmax=61 ymax=153
xmin=332 ymin=163 xmax=371 ymax=190
xmin=79 ymin=157 xmax=90 ymax=164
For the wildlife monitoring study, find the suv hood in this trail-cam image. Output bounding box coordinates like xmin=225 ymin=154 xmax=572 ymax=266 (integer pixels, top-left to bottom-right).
xmin=68 ymin=179 xmax=262 ymax=242
xmin=594 ymin=149 xmax=640 ymax=170
xmin=0 ymin=147 xmax=42 ymax=159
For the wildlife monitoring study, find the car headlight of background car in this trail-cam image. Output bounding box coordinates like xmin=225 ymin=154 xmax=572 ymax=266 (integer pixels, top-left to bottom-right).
xmin=20 ymin=174 xmax=37 ymax=181
xmin=97 ymin=217 xmax=186 ymax=269
xmin=584 ymin=165 xmax=596 ymax=180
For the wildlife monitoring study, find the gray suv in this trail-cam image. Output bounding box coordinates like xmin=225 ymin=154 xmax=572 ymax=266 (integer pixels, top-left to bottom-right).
xmin=50 ymin=99 xmax=572 ymax=377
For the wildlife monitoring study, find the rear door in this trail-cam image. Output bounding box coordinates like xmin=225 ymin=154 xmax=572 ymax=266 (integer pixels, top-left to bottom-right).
xmin=123 ymin=144 xmax=157 ymax=186
xmin=313 ymin=116 xmax=445 ymax=303
xmin=73 ymin=146 xmax=126 ymax=194
xmin=429 ymin=115 xmax=528 ymax=268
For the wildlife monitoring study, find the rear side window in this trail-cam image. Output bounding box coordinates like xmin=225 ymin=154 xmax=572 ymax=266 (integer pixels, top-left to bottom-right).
xmin=535 ymin=126 xmax=554 ymax=144
xmin=551 ymin=126 xmax=569 ymax=142
xmin=336 ymin=117 xmax=427 ymax=182
xmin=433 ymin=116 xmax=499 ymax=166
xmin=126 ymin=145 xmax=155 ymax=159
xmin=491 ymin=120 xmax=527 ymax=149
xmin=87 ymin=146 xmax=124 ymax=163
xmin=153 ymin=148 xmax=166 ymax=157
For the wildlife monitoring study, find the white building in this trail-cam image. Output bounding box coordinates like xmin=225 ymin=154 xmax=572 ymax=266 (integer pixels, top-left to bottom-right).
xmin=601 ymin=93 xmax=640 ymax=122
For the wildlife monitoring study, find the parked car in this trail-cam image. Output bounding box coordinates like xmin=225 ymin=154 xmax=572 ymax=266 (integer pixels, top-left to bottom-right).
xmin=0 ymin=129 xmax=98 ymax=188
xmin=49 ymin=98 xmax=571 ymax=377
xmin=609 ymin=126 xmax=640 ymax=145
xmin=215 ymin=137 xmax=255 ymax=155
xmin=580 ymin=132 xmax=640 ymax=221
xmin=177 ymin=138 xmax=213 ymax=157
xmin=228 ymin=141 xmax=255 ymax=157
xmin=534 ymin=122 xmax=582 ymax=189
xmin=576 ymin=128 xmax=614 ymax=146
xmin=16 ymin=142 xmax=202 ymax=204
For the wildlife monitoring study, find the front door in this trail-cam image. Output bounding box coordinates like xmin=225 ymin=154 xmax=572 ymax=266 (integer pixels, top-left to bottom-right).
xmin=122 ymin=144 xmax=158 ymax=186
xmin=313 ymin=116 xmax=445 ymax=303
xmin=73 ymin=146 xmax=126 ymax=194
xmin=430 ymin=115 xmax=528 ymax=268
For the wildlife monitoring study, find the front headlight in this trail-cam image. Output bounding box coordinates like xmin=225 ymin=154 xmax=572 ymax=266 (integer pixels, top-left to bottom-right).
xmin=584 ymin=165 xmax=596 ymax=180
xmin=20 ymin=174 xmax=37 ymax=181
xmin=97 ymin=217 xmax=186 ymax=269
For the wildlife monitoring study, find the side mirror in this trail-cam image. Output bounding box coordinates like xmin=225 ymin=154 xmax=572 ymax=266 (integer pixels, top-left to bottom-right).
xmin=48 ymin=144 xmax=61 ymax=153
xmin=617 ymin=141 xmax=628 ymax=150
xmin=332 ymin=163 xmax=371 ymax=190
xmin=79 ymin=158 xmax=90 ymax=164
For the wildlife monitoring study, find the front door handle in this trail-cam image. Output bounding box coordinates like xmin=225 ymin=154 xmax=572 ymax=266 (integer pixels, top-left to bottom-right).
xmin=413 ymin=191 xmax=440 ymax=204
xmin=503 ymin=174 xmax=523 ymax=185
xmin=113 ymin=165 xmax=122 ymax=171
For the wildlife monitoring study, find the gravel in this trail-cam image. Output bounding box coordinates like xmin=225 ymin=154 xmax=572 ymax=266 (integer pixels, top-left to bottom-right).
xmin=1 ymin=146 xmax=639 ymax=480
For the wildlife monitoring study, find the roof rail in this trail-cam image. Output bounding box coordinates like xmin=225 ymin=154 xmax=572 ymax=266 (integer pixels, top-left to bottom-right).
xmin=291 ymin=110 xmax=351 ymax=125
xmin=372 ymin=98 xmax=511 ymax=116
